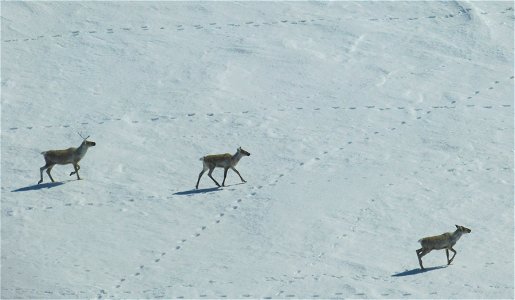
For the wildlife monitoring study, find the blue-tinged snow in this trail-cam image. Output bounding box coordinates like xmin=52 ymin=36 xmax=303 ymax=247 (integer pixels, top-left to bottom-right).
xmin=1 ymin=2 xmax=513 ymax=299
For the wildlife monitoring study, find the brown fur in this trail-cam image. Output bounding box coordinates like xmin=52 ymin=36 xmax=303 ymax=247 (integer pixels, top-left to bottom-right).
xmin=203 ymin=153 xmax=232 ymax=163
xmin=38 ymin=139 xmax=96 ymax=184
xmin=196 ymin=147 xmax=250 ymax=189
xmin=416 ymin=225 xmax=471 ymax=269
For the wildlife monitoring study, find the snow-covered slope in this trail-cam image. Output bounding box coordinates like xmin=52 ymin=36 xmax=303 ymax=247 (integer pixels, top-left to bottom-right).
xmin=1 ymin=1 xmax=513 ymax=298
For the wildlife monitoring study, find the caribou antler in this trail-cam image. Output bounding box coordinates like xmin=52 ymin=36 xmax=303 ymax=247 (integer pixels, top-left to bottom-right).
xmin=38 ymin=136 xmax=96 ymax=184
xmin=78 ymin=132 xmax=90 ymax=140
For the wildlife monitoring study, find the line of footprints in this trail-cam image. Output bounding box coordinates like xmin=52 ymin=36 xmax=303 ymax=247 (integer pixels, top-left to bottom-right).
xmin=134 ymin=290 xmax=364 ymax=299
xmin=3 ymin=6 xmax=512 ymax=43
xmin=369 ymin=6 xmax=512 ymax=21
xmin=101 ymin=109 xmax=511 ymax=298
xmin=6 ymin=75 xmax=512 ymax=217
xmin=98 ymin=72 xmax=511 ymax=295
xmin=102 ymin=149 xmax=330 ymax=298
xmin=107 ymin=183 xmax=267 ymax=297
xmin=0 ymin=283 xmax=462 ymax=299
xmin=6 ymin=73 xmax=514 ymax=132
xmin=5 ymin=160 xmax=509 ymax=218
xmin=5 ymin=4 xmax=513 ymax=296
xmin=105 ymin=143 xmax=350 ymax=296
xmin=109 ymin=288 xmax=368 ymax=299
xmin=3 ymin=94 xmax=508 ymax=297
xmin=6 ymin=102 xmax=512 ymax=132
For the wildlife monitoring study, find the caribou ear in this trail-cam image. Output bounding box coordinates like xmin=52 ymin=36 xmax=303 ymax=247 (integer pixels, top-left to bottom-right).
xmin=455 ymin=224 xmax=460 ymax=229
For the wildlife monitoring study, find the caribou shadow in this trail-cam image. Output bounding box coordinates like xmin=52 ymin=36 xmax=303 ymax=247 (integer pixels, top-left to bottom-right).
xmin=173 ymin=187 xmax=221 ymax=196
xmin=392 ymin=265 xmax=447 ymax=277
xmin=12 ymin=182 xmax=64 ymax=192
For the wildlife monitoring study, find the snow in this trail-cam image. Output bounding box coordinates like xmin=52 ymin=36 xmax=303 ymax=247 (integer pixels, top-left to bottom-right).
xmin=1 ymin=1 xmax=513 ymax=299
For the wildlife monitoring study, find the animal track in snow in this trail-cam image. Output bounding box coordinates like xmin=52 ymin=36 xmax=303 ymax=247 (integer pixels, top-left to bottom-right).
xmin=6 ymin=6 xmax=514 ymax=43
xmin=6 ymin=85 xmax=512 ymax=133
xmin=109 ymin=194 xmax=252 ymax=294
xmin=8 ymin=12 xmax=511 ymax=294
